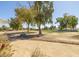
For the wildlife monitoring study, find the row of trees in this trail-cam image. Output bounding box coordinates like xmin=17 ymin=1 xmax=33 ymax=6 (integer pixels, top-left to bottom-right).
xmin=56 ymin=13 xmax=78 ymax=30
xmin=9 ymin=1 xmax=54 ymax=35
xmin=9 ymin=2 xmax=78 ymax=34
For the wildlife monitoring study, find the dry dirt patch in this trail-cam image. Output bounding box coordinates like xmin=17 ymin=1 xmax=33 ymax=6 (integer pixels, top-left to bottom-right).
xmin=10 ymin=32 xmax=79 ymax=57
xmin=11 ymin=40 xmax=79 ymax=56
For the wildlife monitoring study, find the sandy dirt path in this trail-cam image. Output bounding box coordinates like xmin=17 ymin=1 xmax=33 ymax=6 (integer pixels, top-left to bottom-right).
xmin=11 ymin=40 xmax=79 ymax=57
xmin=11 ymin=32 xmax=79 ymax=57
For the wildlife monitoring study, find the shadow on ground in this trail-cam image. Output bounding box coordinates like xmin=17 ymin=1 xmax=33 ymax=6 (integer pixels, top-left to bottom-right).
xmin=4 ymin=32 xmax=79 ymax=45
xmin=6 ymin=32 xmax=44 ymax=41
xmin=71 ymin=35 xmax=79 ymax=40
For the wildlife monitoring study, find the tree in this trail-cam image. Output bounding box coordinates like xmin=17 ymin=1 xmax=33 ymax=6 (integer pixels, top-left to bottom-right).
xmin=15 ymin=1 xmax=54 ymax=34
xmin=56 ymin=13 xmax=78 ymax=30
xmin=56 ymin=17 xmax=66 ymax=30
xmin=9 ymin=17 xmax=22 ymax=30
xmin=32 ymin=1 xmax=54 ymax=35
xmin=15 ymin=7 xmax=33 ymax=32
xmin=49 ymin=25 xmax=56 ymax=30
xmin=2 ymin=25 xmax=7 ymax=30
xmin=68 ymin=16 xmax=78 ymax=30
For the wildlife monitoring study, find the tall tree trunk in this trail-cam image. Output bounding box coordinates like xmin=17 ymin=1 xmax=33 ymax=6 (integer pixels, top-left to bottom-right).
xmin=27 ymin=23 xmax=30 ymax=33
xmin=38 ymin=24 xmax=42 ymax=35
xmin=72 ymin=26 xmax=75 ymax=30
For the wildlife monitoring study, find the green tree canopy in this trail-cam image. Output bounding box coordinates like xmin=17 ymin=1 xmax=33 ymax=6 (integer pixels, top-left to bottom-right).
xmin=56 ymin=13 xmax=78 ymax=30
xmin=15 ymin=7 xmax=33 ymax=32
xmin=9 ymin=17 xmax=22 ymax=30
xmin=32 ymin=1 xmax=54 ymax=35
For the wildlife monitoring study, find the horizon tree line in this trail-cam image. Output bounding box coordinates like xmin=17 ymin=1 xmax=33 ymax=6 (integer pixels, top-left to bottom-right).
xmin=56 ymin=13 xmax=78 ymax=30
xmin=8 ymin=1 xmax=78 ymax=34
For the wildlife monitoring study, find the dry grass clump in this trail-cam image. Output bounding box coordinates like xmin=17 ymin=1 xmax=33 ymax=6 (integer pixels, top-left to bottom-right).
xmin=0 ymin=35 xmax=13 ymax=57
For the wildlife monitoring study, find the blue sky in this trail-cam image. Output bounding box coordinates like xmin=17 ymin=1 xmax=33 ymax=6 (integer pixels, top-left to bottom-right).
xmin=0 ymin=1 xmax=79 ymax=28
xmin=0 ymin=1 xmax=30 ymax=19
xmin=53 ymin=1 xmax=79 ymax=28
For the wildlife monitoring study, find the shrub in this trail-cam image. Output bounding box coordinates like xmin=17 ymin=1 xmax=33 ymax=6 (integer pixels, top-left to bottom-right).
xmin=0 ymin=35 xmax=13 ymax=57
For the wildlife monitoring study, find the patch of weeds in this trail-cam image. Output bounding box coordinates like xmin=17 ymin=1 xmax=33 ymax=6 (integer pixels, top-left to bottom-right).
xmin=0 ymin=35 xmax=14 ymax=57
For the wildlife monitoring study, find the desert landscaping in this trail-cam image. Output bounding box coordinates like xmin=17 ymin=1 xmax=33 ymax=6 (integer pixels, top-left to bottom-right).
xmin=1 ymin=31 xmax=79 ymax=57
xmin=0 ymin=1 xmax=79 ymax=57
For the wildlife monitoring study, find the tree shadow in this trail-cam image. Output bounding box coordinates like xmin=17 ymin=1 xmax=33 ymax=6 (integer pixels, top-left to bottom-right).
xmin=6 ymin=33 xmax=44 ymax=41
xmin=71 ymin=35 xmax=79 ymax=40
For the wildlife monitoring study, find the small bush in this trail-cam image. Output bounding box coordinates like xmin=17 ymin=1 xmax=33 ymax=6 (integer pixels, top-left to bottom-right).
xmin=0 ymin=35 xmax=13 ymax=57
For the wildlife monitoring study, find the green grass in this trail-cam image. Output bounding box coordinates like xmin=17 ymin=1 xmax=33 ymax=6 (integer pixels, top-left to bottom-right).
xmin=43 ymin=29 xmax=56 ymax=33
